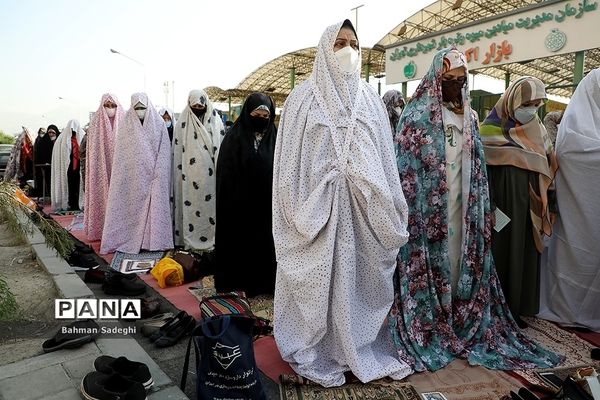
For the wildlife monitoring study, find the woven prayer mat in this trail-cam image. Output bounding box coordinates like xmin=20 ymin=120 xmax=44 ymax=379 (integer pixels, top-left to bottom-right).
xmin=187 ymin=276 xmax=217 ymax=300
xmin=67 ymin=213 xmax=84 ymax=231
xmin=279 ymin=375 xmax=422 ymax=400
xmin=512 ymin=316 xmax=600 ymax=391
xmin=50 ymin=210 xmax=83 ymax=216
xmin=405 ymin=359 xmax=520 ymax=400
xmin=108 ymin=250 xmax=165 ymax=273
xmin=247 ymin=295 xmax=274 ymax=322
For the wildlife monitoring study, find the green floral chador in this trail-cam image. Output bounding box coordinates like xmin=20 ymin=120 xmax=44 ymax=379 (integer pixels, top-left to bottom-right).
xmin=389 ymin=48 xmax=563 ymax=372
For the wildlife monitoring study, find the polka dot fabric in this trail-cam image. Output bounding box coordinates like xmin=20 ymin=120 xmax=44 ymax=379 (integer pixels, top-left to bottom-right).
xmin=100 ymin=93 xmax=173 ymax=254
xmin=272 ymin=20 xmax=412 ymax=387
xmin=172 ymin=89 xmax=225 ymax=251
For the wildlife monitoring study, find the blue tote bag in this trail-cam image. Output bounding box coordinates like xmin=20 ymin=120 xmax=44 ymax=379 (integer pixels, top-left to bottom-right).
xmin=181 ymin=314 xmax=266 ymax=400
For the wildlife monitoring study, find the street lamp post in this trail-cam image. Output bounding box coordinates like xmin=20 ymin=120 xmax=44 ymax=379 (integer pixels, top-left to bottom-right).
xmin=110 ymin=48 xmax=146 ymax=92
xmin=351 ymin=4 xmax=364 ymax=33
xmin=163 ymin=81 xmax=169 ymax=108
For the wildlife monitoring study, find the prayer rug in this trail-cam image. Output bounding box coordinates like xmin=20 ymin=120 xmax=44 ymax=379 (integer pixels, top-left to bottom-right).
xmin=50 ymin=210 xmax=82 ymax=216
xmin=512 ymin=317 xmax=600 ymax=391
xmin=405 ymin=359 xmax=520 ymax=400
xmin=67 ymin=214 xmax=84 ymax=231
xmin=279 ymin=375 xmax=422 ymax=400
xmin=248 ymin=295 xmax=274 ymax=322
xmin=109 ymin=250 xmax=165 ymax=273
xmin=187 ymin=276 xmax=217 ymax=301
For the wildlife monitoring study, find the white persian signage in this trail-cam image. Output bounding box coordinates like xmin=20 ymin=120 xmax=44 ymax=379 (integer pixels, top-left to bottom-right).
xmin=386 ymin=0 xmax=599 ymax=83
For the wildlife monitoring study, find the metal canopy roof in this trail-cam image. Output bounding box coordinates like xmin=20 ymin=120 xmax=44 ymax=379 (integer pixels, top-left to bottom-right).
xmin=374 ymin=0 xmax=600 ymax=97
xmin=205 ymin=47 xmax=385 ymax=106
xmin=206 ymin=0 xmax=599 ymax=106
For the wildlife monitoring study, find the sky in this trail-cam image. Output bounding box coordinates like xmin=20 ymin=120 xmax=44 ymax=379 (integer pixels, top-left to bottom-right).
xmin=0 ymin=0 xmax=509 ymax=135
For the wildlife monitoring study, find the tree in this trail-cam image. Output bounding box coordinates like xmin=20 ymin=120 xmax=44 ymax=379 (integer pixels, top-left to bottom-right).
xmin=0 ymin=181 xmax=74 ymax=259
xmin=0 ymin=130 xmax=15 ymax=145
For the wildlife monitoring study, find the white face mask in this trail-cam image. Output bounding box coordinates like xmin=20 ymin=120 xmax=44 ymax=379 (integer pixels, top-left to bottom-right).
xmin=394 ymin=106 xmax=403 ymax=115
xmin=135 ymin=109 xmax=146 ymax=120
xmin=514 ymin=106 xmax=538 ymax=124
xmin=334 ymin=45 xmax=359 ymax=73
xmin=165 ymin=120 xmax=172 ymax=128
xmin=105 ymin=107 xmax=116 ymax=118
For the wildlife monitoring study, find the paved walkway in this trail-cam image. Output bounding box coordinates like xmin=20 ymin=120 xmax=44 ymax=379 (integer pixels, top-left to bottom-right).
xmin=0 ymin=212 xmax=189 ymax=399
xmin=0 ymin=337 xmax=187 ymax=399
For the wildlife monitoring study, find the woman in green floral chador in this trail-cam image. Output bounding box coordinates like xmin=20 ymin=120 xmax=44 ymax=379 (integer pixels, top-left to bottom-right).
xmin=389 ymin=48 xmax=563 ymax=372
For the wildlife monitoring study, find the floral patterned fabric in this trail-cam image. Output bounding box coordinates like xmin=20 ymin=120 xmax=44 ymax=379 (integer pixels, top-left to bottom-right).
xmin=389 ymin=48 xmax=564 ymax=372
xmin=84 ymin=93 xmax=124 ymax=241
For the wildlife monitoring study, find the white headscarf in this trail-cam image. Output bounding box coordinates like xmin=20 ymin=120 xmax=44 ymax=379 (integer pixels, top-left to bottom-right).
xmin=100 ymin=93 xmax=173 ymax=254
xmin=272 ymin=20 xmax=410 ymax=387
xmin=158 ymin=106 xmax=176 ymax=127
xmin=172 ymin=89 xmax=225 ymax=251
xmin=51 ymin=119 xmax=84 ymax=211
xmin=556 ymin=70 xmax=600 ymax=146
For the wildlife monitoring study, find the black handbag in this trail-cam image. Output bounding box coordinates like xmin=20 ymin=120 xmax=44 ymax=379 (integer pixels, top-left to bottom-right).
xmin=172 ymin=250 xmax=202 ymax=283
xmin=180 ymin=314 xmax=266 ymax=400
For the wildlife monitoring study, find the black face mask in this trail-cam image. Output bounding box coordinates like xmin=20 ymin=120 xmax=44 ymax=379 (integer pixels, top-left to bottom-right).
xmin=442 ymin=79 xmax=464 ymax=103
xmin=192 ymin=107 xmax=206 ymax=120
xmin=250 ymin=116 xmax=269 ymax=133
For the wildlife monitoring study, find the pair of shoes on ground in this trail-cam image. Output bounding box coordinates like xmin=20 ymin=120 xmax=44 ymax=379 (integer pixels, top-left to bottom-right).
xmin=109 ymin=297 xmax=161 ymax=320
xmin=139 ymin=298 xmax=160 ymax=319
xmin=136 ymin=312 xmax=173 ymax=337
xmin=74 ymin=241 xmax=94 ymax=254
xmin=102 ymin=270 xmax=146 ymax=296
xmin=67 ymin=242 xmax=98 ymax=270
xmin=67 ymin=251 xmax=99 ymax=270
xmin=81 ymin=356 xmax=152 ymax=400
xmin=42 ymin=320 xmax=99 ymax=353
xmin=119 ymin=298 xmax=161 ymax=320
xmin=510 ymin=388 xmax=540 ymax=400
xmin=84 ymin=267 xmax=107 ymax=284
xmin=144 ymin=310 xmax=195 ymax=347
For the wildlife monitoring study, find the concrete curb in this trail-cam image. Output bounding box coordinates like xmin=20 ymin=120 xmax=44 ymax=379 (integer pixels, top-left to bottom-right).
xmin=16 ymin=210 xmax=93 ymax=299
xmin=10 ymin=210 xmax=190 ymax=399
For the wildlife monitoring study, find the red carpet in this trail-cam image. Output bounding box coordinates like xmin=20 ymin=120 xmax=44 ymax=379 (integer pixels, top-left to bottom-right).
xmin=254 ymin=336 xmax=295 ymax=381
xmin=43 ymin=210 xmax=600 ymax=392
xmin=45 ymin=210 xmax=295 ymax=378
xmin=139 ymin=274 xmax=202 ymax=320
xmin=571 ymin=329 xmax=600 ymax=347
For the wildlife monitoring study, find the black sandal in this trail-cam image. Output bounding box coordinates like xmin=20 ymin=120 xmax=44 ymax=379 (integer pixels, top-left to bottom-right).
xmin=154 ymin=315 xmax=196 ymax=347
xmin=148 ymin=310 xmax=187 ymax=342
